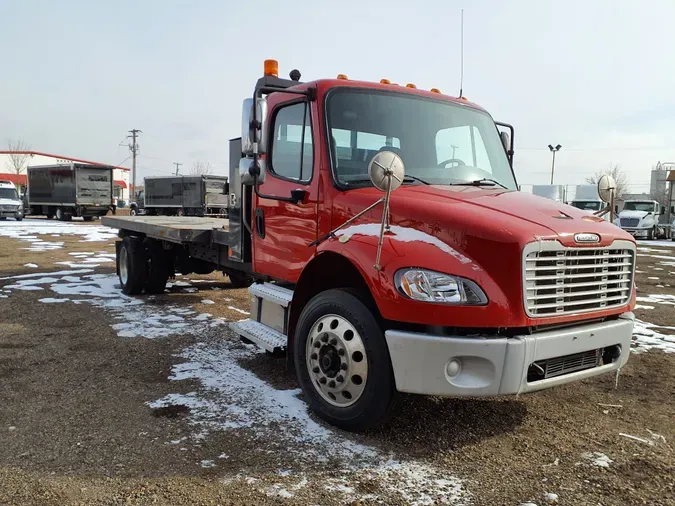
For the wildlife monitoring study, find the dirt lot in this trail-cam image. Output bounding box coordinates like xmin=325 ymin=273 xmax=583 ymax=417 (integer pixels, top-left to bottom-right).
xmin=0 ymin=218 xmax=673 ymax=506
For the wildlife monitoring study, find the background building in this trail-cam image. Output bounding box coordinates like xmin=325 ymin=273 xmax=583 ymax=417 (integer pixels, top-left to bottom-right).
xmin=0 ymin=151 xmax=130 ymax=202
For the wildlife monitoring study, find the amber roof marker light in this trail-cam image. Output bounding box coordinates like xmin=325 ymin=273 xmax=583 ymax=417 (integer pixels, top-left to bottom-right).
xmin=264 ymin=59 xmax=278 ymax=77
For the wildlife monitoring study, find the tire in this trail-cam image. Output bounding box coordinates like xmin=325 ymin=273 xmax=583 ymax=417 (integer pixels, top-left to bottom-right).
xmin=144 ymin=239 xmax=170 ymax=294
xmin=83 ymin=216 xmax=94 ymax=222
xmin=46 ymin=212 xmax=54 ymax=220
xmin=118 ymin=236 xmax=147 ymax=295
xmin=226 ymin=270 xmax=253 ymax=288
xmin=176 ymin=208 xmax=184 ymax=217
xmin=15 ymin=215 xmax=23 ymax=222
xmin=0 ymin=217 xmax=6 ymax=221
xmin=647 ymin=227 xmax=655 ymax=240
xmin=129 ymin=208 xmax=138 ymax=216
xmin=294 ymin=289 xmax=398 ymax=431
xmin=55 ymin=208 xmax=64 ymax=221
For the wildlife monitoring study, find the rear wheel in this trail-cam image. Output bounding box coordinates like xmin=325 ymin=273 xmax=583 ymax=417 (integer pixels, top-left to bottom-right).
xmin=647 ymin=227 xmax=655 ymax=240
xmin=294 ymin=289 xmax=398 ymax=431
xmin=83 ymin=216 xmax=94 ymax=222
xmin=118 ymin=236 xmax=147 ymax=295
xmin=55 ymin=208 xmax=64 ymax=221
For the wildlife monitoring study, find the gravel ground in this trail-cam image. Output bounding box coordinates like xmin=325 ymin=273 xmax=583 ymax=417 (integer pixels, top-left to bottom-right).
xmin=0 ymin=219 xmax=674 ymax=506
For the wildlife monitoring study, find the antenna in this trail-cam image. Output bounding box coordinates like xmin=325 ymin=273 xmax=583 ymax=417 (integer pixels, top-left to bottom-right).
xmin=459 ymin=9 xmax=464 ymax=98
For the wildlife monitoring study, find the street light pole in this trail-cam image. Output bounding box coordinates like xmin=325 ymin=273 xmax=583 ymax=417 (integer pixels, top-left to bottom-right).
xmin=548 ymin=144 xmax=562 ymax=185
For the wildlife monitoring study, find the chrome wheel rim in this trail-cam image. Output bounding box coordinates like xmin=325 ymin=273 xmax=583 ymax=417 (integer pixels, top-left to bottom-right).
xmin=305 ymin=314 xmax=368 ymax=407
xmin=119 ymin=247 xmax=129 ymax=285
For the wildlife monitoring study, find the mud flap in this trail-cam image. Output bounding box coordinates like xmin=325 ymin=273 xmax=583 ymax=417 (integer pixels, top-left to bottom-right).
xmin=115 ymin=240 xmax=122 ymax=277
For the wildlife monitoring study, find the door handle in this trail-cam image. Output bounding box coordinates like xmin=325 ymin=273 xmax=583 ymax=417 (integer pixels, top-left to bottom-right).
xmin=255 ymin=208 xmax=265 ymax=239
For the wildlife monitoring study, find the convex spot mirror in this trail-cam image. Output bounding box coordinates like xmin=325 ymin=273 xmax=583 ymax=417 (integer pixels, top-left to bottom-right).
xmin=368 ymin=151 xmax=405 ymax=192
xmin=597 ymin=174 xmax=616 ymax=204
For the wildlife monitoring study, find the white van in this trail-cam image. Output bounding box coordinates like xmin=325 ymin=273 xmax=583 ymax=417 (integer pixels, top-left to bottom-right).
xmin=0 ymin=180 xmax=24 ymax=221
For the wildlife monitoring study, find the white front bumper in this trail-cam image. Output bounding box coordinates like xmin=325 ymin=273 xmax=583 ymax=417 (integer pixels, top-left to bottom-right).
xmin=385 ymin=313 xmax=634 ymax=397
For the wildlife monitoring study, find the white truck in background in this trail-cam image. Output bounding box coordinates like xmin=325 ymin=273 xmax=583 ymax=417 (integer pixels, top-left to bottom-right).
xmin=615 ymin=200 xmax=672 ymax=240
xmin=568 ymin=184 xmax=604 ymax=215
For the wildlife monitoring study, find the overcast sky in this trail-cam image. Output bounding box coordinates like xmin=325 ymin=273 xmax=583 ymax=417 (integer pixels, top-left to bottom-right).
xmin=2 ymin=0 xmax=675 ymax=192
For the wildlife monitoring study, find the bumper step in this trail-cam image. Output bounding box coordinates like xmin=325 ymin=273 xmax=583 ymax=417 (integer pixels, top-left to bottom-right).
xmin=230 ymin=319 xmax=286 ymax=353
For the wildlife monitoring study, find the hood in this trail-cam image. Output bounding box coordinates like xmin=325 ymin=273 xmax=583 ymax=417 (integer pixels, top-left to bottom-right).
xmin=618 ymin=210 xmax=651 ymax=220
xmin=388 ymin=185 xmax=631 ymax=247
xmin=0 ymin=198 xmax=21 ymax=206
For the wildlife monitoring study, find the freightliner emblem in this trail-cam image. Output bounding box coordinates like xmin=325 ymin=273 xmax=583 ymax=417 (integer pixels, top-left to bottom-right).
xmin=574 ymin=233 xmax=600 ymax=243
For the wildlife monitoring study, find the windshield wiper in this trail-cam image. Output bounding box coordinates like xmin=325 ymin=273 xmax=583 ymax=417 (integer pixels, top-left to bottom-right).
xmin=451 ymin=178 xmax=508 ymax=189
xmin=402 ymin=175 xmax=430 ymax=185
xmin=345 ymin=175 xmax=430 ymax=186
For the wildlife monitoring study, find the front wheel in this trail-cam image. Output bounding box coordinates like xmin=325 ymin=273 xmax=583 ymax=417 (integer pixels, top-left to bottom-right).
xmin=647 ymin=227 xmax=655 ymax=240
xmin=129 ymin=207 xmax=138 ymax=216
xmin=294 ymin=289 xmax=398 ymax=431
xmin=15 ymin=215 xmax=23 ymax=222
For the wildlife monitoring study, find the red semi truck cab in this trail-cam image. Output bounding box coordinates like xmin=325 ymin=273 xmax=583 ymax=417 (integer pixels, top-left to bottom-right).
xmin=110 ymin=60 xmax=637 ymax=431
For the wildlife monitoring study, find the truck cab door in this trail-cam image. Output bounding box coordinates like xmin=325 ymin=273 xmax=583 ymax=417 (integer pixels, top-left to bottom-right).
xmin=252 ymin=99 xmax=318 ymax=283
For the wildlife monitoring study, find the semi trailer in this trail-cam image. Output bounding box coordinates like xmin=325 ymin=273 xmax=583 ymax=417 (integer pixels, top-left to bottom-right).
xmin=129 ymin=175 xmax=229 ymax=217
xmin=26 ymin=163 xmax=114 ymax=221
xmin=103 ymin=60 xmax=637 ymax=431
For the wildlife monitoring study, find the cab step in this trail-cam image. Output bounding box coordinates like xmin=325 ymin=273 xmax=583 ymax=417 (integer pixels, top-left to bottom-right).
xmin=249 ymin=282 xmax=293 ymax=307
xmin=230 ymin=319 xmax=286 ymax=353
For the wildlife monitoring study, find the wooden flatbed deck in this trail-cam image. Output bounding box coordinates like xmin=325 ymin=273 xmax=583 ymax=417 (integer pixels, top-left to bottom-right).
xmin=102 ymin=216 xmax=231 ymax=245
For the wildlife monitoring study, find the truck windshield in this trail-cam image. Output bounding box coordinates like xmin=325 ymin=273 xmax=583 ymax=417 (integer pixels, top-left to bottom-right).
xmin=571 ymin=201 xmax=602 ymax=211
xmin=0 ymin=188 xmax=19 ymax=200
xmin=623 ymin=202 xmax=656 ymax=212
xmin=326 ymin=89 xmax=516 ymax=190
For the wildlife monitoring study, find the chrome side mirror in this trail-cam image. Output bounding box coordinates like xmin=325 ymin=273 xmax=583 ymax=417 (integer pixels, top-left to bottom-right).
xmin=239 ymin=157 xmax=266 ymax=186
xmin=500 ymin=131 xmax=511 ymax=152
xmin=241 ymin=98 xmax=269 ymax=155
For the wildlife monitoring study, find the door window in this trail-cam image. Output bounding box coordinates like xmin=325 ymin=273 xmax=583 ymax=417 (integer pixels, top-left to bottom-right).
xmin=270 ymin=102 xmax=313 ymax=182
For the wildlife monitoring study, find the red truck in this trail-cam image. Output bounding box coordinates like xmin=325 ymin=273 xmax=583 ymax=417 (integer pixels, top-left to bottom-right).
xmin=103 ymin=60 xmax=636 ymax=431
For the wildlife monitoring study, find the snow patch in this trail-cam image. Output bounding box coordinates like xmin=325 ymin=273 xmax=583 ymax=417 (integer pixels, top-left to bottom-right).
xmin=23 ymin=263 xmax=38 ymax=268
xmin=583 ymin=452 xmax=613 ymax=468
xmin=0 ymin=219 xmax=117 ymax=252
xmin=632 ymin=319 xmax=675 ymax=354
xmin=335 ymin=224 xmax=477 ymax=268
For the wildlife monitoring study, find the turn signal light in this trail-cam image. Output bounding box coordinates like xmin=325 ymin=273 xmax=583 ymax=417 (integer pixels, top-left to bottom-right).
xmin=337 ymin=74 xmax=349 ymax=80
xmin=430 ymin=88 xmax=441 ymax=93
xmin=264 ymin=59 xmax=278 ymax=77
xmin=406 ymin=83 xmax=417 ymax=88
xmin=380 ymin=78 xmax=391 ymax=84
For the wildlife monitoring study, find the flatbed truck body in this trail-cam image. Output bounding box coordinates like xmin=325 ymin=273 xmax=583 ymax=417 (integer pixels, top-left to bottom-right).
xmin=103 ymin=60 xmax=637 ymax=431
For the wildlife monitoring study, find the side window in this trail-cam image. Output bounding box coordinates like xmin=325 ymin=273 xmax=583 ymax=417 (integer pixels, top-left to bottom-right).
xmin=271 ymin=102 xmax=313 ymax=181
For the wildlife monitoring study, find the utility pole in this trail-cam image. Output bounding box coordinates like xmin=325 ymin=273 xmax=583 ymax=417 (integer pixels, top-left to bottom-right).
xmin=173 ymin=162 xmax=183 ymax=175
xmin=127 ymin=129 xmax=142 ymax=197
xmin=548 ymin=144 xmax=562 ymax=185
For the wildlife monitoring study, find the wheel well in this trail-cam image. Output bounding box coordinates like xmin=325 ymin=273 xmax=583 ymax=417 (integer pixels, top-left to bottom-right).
xmin=287 ymin=252 xmax=379 ymax=369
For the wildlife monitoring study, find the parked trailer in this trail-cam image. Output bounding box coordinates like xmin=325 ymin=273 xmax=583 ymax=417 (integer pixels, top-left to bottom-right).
xmin=26 ymin=163 xmax=114 ymax=221
xmin=103 ymin=59 xmax=637 ymax=431
xmin=130 ymin=175 xmax=229 ymax=217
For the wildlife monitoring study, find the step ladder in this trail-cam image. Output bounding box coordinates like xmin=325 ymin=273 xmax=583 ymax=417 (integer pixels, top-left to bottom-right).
xmin=229 ymin=283 xmax=293 ymax=353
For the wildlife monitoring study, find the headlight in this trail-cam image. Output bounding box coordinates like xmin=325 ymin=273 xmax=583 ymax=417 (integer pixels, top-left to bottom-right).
xmin=395 ymin=269 xmax=487 ymax=305
xmin=640 ymin=221 xmax=652 ymax=228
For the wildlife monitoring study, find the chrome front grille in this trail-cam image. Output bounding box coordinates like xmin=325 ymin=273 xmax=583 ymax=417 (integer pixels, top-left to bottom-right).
xmin=620 ymin=217 xmax=639 ymax=227
xmin=523 ymin=241 xmax=635 ymax=317
xmin=0 ymin=204 xmax=18 ymax=211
